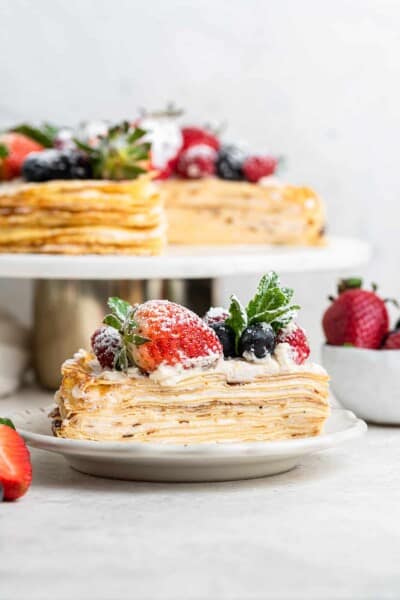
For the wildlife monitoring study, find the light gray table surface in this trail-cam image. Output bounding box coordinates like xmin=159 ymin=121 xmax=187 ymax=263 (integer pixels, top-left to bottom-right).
xmin=1 ymin=389 xmax=400 ymax=600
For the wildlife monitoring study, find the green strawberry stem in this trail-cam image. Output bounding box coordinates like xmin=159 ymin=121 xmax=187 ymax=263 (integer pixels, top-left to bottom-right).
xmin=225 ymin=272 xmax=300 ymax=351
xmin=338 ymin=278 xmax=363 ymax=294
xmin=103 ymin=297 xmax=149 ymax=371
xmin=0 ymin=418 xmax=15 ymax=430
xmin=74 ymin=122 xmax=150 ymax=181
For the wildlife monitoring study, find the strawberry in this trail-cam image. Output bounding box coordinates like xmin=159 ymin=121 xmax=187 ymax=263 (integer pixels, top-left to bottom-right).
xmin=176 ymin=144 xmax=216 ymax=179
xmin=277 ymin=324 xmax=310 ymax=365
xmin=0 ymin=133 xmax=44 ymax=180
xmin=382 ymin=330 xmax=400 ymax=349
xmin=91 ymin=326 xmax=122 ymax=369
xmin=0 ymin=419 xmax=32 ymax=501
xmin=242 ymin=155 xmax=278 ymax=183
xmin=131 ymin=300 xmax=223 ymax=372
xmin=181 ymin=126 xmax=220 ymax=152
xmin=322 ymin=278 xmax=389 ymax=349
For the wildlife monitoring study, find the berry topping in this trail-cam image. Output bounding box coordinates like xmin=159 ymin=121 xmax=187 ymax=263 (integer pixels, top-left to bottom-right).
xmin=215 ymin=145 xmax=246 ymax=181
xmin=224 ymin=272 xmax=300 ymax=356
xmin=22 ymin=149 xmax=92 ymax=182
xmin=131 ymin=300 xmax=222 ymax=372
xmin=382 ymin=330 xmax=400 ymax=349
xmin=239 ymin=323 xmax=276 ymax=359
xmin=98 ymin=297 xmax=223 ymax=373
xmin=277 ymin=324 xmax=310 ymax=364
xmin=0 ymin=418 xmax=32 ymax=501
xmin=243 ymin=155 xmax=278 ymax=183
xmin=322 ymin=278 xmax=389 ymax=349
xmin=0 ymin=133 xmax=44 ymax=180
xmin=203 ymin=306 xmax=230 ymax=326
xmin=91 ymin=325 xmax=123 ymax=370
xmin=209 ymin=322 xmax=236 ymax=358
xmin=176 ymin=144 xmax=216 ymax=179
xmin=181 ymin=126 xmax=220 ymax=152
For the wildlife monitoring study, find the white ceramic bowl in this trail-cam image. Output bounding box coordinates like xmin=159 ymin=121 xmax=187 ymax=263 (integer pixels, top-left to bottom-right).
xmin=322 ymin=344 xmax=400 ymax=424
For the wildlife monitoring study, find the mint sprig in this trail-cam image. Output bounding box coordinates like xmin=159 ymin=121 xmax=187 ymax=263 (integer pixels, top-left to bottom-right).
xmin=103 ymin=297 xmax=149 ymax=371
xmin=225 ymin=272 xmax=300 ymax=351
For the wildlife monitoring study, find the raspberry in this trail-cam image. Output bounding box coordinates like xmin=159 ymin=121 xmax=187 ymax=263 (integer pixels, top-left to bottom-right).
xmin=203 ymin=306 xmax=229 ymax=326
xmin=242 ymin=156 xmax=278 ymax=183
xmin=382 ymin=330 xmax=400 ymax=349
xmin=181 ymin=127 xmax=220 ymax=152
xmin=176 ymin=144 xmax=216 ymax=179
xmin=131 ymin=300 xmax=222 ymax=373
xmin=91 ymin=326 xmax=122 ymax=369
xmin=277 ymin=324 xmax=310 ymax=365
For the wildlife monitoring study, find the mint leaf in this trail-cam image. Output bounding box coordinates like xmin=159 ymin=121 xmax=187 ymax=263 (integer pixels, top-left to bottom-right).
xmin=225 ymin=294 xmax=248 ymax=352
xmin=0 ymin=143 xmax=9 ymax=159
xmin=0 ymin=418 xmax=15 ymax=430
xmin=107 ymin=297 xmax=132 ymax=322
xmin=246 ymin=272 xmax=300 ymax=331
xmin=246 ymin=272 xmax=280 ymax=319
xmin=103 ymin=313 xmax=123 ymax=330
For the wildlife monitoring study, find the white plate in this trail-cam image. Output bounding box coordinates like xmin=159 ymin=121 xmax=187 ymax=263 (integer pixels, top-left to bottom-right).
xmin=0 ymin=237 xmax=371 ymax=279
xmin=11 ymin=406 xmax=367 ymax=482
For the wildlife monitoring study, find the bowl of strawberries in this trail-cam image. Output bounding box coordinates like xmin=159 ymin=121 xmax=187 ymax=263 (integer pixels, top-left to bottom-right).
xmin=322 ymin=277 xmax=400 ymax=424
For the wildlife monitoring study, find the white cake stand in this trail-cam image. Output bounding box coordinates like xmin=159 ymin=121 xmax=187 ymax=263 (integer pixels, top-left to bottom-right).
xmin=0 ymin=236 xmax=371 ymax=388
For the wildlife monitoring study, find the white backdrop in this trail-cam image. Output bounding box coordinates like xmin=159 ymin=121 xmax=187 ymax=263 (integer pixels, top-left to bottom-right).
xmin=1 ymin=0 xmax=399 ymax=353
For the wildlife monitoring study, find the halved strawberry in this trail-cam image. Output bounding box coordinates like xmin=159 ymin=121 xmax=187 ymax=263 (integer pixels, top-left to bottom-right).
xmin=0 ymin=419 xmax=32 ymax=501
xmin=0 ymin=133 xmax=44 ymax=180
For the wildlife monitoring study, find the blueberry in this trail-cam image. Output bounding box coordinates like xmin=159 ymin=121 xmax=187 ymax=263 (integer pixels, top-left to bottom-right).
xmin=216 ymin=145 xmax=245 ymax=181
xmin=0 ymin=483 xmax=3 ymax=502
xmin=395 ymin=318 xmax=400 ymax=330
xmin=210 ymin=322 xmax=236 ymax=358
xmin=239 ymin=323 xmax=276 ymax=359
xmin=22 ymin=149 xmax=92 ymax=182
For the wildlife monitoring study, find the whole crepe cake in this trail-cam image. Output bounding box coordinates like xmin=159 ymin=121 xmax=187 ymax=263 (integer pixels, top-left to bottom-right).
xmin=52 ymin=272 xmax=330 ymax=443
xmin=0 ymin=112 xmax=325 ymax=254
xmin=140 ymin=110 xmax=326 ymax=246
xmin=0 ymin=123 xmax=165 ymax=255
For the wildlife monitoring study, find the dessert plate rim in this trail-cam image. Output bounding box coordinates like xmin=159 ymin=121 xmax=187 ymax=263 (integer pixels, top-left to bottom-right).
xmin=11 ymin=405 xmax=367 ymax=459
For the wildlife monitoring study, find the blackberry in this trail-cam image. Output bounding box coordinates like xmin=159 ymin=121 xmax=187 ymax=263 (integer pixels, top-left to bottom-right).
xmin=91 ymin=326 xmax=122 ymax=370
xmin=215 ymin=145 xmax=245 ymax=181
xmin=22 ymin=149 xmax=92 ymax=182
xmin=239 ymin=323 xmax=276 ymax=359
xmin=209 ymin=322 xmax=236 ymax=358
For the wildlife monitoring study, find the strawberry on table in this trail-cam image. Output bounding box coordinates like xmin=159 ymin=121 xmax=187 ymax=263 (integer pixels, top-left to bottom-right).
xmin=0 ymin=133 xmax=44 ymax=180
xmin=0 ymin=418 xmax=32 ymax=501
xmin=322 ymin=278 xmax=389 ymax=349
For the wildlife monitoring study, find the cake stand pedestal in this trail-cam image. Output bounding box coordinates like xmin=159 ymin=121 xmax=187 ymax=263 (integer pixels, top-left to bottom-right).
xmin=0 ymin=236 xmax=371 ymax=389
